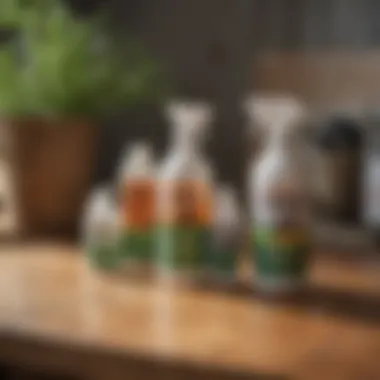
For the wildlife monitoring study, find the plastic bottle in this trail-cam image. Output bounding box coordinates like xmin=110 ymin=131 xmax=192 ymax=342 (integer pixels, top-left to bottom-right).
xmin=156 ymin=101 xmax=214 ymax=282
xmin=81 ymin=187 xmax=120 ymax=270
xmin=245 ymin=95 xmax=312 ymax=293
xmin=208 ymin=185 xmax=241 ymax=282
xmin=117 ymin=142 xmax=155 ymax=269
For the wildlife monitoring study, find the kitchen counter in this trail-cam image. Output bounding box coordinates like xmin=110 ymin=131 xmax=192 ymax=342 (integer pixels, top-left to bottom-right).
xmin=0 ymin=243 xmax=379 ymax=379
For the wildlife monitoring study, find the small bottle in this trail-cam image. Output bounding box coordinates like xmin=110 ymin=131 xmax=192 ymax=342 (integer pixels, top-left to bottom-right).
xmin=245 ymin=95 xmax=312 ymax=294
xmin=208 ymin=185 xmax=241 ymax=282
xmin=117 ymin=142 xmax=155 ymax=271
xmin=81 ymin=187 xmax=120 ymax=270
xmin=156 ymin=101 xmax=214 ymax=283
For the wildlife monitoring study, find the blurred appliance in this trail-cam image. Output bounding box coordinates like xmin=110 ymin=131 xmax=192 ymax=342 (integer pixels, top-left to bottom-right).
xmin=362 ymin=114 xmax=380 ymax=245
xmin=318 ymin=117 xmax=362 ymax=224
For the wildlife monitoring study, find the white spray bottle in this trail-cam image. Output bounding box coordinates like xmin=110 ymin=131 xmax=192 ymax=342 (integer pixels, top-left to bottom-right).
xmin=156 ymin=101 xmax=214 ymax=282
xmin=81 ymin=186 xmax=120 ymax=270
xmin=245 ymin=95 xmax=312 ymax=293
xmin=117 ymin=142 xmax=155 ymax=267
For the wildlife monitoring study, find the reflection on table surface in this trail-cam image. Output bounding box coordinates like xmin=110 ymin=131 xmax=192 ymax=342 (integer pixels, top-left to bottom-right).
xmin=0 ymin=243 xmax=379 ymax=380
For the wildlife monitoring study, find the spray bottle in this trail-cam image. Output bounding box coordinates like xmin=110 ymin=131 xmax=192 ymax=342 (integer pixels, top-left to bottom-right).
xmin=156 ymin=101 xmax=214 ymax=282
xmin=245 ymin=95 xmax=312 ymax=293
xmin=117 ymin=142 xmax=155 ymax=269
xmin=81 ymin=186 xmax=120 ymax=270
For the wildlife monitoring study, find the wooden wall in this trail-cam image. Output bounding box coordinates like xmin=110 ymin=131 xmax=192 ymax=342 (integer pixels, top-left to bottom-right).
xmin=254 ymin=52 xmax=380 ymax=112
xmin=70 ymin=0 xmax=380 ymax=192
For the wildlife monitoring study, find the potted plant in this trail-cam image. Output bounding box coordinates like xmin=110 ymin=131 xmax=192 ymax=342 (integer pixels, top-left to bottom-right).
xmin=0 ymin=1 xmax=166 ymax=237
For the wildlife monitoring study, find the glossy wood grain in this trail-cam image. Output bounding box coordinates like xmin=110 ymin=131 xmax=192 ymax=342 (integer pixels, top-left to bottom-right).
xmin=0 ymin=243 xmax=379 ymax=380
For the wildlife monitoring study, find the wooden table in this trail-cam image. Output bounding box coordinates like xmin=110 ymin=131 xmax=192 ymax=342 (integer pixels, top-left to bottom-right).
xmin=0 ymin=243 xmax=379 ymax=380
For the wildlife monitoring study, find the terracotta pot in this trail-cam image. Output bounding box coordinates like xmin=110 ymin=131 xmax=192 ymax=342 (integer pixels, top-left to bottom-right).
xmin=12 ymin=118 xmax=99 ymax=238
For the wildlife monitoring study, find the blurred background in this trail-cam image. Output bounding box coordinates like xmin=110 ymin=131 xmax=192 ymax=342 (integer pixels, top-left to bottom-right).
xmin=2 ymin=0 xmax=378 ymax=249
xmin=0 ymin=1 xmax=379 ymax=378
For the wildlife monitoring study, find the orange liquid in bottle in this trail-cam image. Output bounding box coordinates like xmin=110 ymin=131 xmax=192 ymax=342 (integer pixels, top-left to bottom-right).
xmin=122 ymin=179 xmax=156 ymax=230
xmin=120 ymin=179 xmax=156 ymax=262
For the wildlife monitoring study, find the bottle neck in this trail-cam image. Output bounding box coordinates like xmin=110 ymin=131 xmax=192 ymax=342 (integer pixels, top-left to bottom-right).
xmin=261 ymin=130 xmax=305 ymax=166
xmin=171 ymin=126 xmax=203 ymax=157
xmin=266 ymin=128 xmax=300 ymax=151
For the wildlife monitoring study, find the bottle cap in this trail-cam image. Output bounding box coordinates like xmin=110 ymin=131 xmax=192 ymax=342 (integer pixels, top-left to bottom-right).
xmin=118 ymin=142 xmax=154 ymax=180
xmin=244 ymin=94 xmax=306 ymax=135
xmin=81 ymin=186 xmax=118 ymax=242
xmin=166 ymin=100 xmax=214 ymax=136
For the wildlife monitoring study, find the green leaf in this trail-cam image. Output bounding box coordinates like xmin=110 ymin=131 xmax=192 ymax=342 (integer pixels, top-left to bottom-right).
xmin=0 ymin=0 xmax=170 ymax=119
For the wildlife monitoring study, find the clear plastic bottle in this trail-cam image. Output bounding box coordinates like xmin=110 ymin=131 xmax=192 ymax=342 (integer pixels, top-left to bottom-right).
xmin=245 ymin=95 xmax=312 ymax=293
xmin=117 ymin=142 xmax=156 ymax=269
xmin=81 ymin=187 xmax=120 ymax=270
xmin=156 ymin=101 xmax=214 ymax=282
xmin=208 ymin=185 xmax=241 ymax=282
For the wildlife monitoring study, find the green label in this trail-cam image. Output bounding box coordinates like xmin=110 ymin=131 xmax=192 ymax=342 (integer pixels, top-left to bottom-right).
xmin=212 ymin=249 xmax=236 ymax=273
xmin=119 ymin=229 xmax=152 ymax=262
xmin=253 ymin=226 xmax=310 ymax=280
xmin=156 ymin=225 xmax=210 ymax=270
xmin=87 ymin=244 xmax=120 ymax=270
xmin=207 ymin=238 xmax=237 ymax=277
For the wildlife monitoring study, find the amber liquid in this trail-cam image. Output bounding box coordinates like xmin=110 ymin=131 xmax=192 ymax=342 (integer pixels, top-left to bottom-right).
xmin=122 ymin=179 xmax=156 ymax=230
xmin=159 ymin=180 xmax=212 ymax=226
